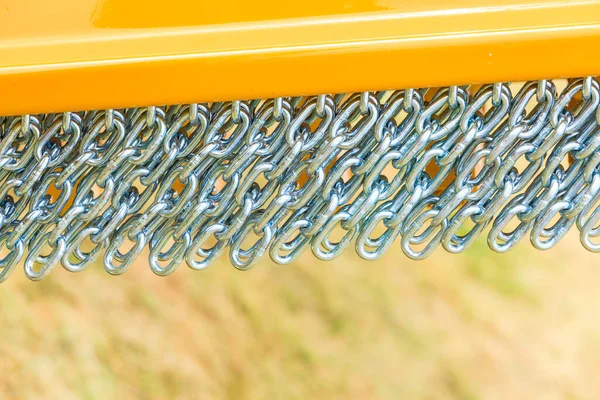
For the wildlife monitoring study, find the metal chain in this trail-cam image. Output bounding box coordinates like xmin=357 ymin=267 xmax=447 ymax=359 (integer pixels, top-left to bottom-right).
xmin=1 ymin=78 xmax=600 ymax=281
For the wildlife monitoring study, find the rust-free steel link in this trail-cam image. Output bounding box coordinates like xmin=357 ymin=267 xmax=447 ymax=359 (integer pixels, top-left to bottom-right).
xmin=2 ymin=78 xmax=600 ymax=282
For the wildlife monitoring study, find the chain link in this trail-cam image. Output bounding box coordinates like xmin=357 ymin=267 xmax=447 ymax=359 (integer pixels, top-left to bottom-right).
xmin=1 ymin=79 xmax=600 ymax=281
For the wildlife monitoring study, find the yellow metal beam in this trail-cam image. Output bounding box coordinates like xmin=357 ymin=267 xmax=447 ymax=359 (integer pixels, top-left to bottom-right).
xmin=1 ymin=0 xmax=600 ymax=115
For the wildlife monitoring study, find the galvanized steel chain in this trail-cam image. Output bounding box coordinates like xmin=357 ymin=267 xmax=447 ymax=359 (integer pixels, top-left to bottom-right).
xmin=1 ymin=78 xmax=600 ymax=281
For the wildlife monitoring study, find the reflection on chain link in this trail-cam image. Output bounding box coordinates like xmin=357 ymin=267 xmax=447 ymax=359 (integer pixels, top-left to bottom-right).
xmin=1 ymin=78 xmax=600 ymax=281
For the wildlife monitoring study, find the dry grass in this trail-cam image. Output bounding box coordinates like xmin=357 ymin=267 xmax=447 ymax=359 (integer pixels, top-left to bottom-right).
xmin=1 ymin=230 xmax=600 ymax=399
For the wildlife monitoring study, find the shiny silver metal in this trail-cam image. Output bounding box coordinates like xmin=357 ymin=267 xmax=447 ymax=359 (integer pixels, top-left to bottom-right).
xmin=1 ymin=78 xmax=600 ymax=282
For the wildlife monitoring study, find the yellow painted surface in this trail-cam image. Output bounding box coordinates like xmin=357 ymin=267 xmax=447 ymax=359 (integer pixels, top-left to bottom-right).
xmin=0 ymin=0 xmax=599 ymax=114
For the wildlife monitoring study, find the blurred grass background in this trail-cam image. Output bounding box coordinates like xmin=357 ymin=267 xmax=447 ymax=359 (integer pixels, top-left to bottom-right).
xmin=1 ymin=229 xmax=600 ymax=399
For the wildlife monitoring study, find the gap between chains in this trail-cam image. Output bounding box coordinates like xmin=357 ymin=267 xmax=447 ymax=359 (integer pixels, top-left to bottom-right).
xmin=0 ymin=78 xmax=599 ymax=282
